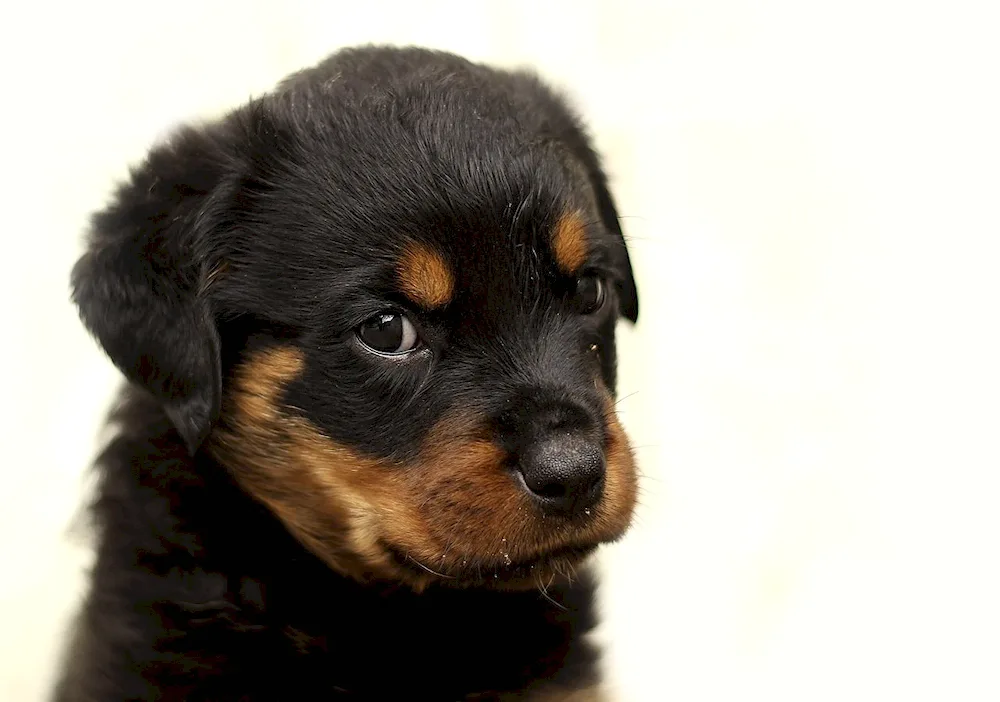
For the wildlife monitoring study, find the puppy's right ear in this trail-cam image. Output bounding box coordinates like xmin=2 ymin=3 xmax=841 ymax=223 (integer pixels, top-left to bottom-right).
xmin=72 ymin=128 xmax=233 ymax=453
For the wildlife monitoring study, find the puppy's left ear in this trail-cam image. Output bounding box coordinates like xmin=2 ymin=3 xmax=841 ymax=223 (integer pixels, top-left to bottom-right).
xmin=581 ymin=160 xmax=639 ymax=323
xmin=72 ymin=127 xmax=232 ymax=453
xmin=525 ymin=78 xmax=639 ymax=322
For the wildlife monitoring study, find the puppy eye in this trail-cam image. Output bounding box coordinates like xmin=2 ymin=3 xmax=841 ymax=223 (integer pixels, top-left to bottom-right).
xmin=574 ymin=274 xmax=607 ymax=314
xmin=357 ymin=312 xmax=420 ymax=355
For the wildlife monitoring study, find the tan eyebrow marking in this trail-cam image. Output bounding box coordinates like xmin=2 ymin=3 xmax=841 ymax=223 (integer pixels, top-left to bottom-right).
xmin=551 ymin=210 xmax=589 ymax=274
xmin=396 ymin=242 xmax=455 ymax=309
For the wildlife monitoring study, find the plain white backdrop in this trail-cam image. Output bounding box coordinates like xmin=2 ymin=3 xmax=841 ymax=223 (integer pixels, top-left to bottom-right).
xmin=2 ymin=1 xmax=998 ymax=700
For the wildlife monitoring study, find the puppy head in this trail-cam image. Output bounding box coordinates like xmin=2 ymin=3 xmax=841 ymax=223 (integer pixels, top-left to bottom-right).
xmin=74 ymin=47 xmax=639 ymax=589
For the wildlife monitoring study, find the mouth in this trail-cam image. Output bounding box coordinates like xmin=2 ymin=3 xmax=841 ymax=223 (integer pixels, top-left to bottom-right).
xmin=381 ymin=541 xmax=599 ymax=588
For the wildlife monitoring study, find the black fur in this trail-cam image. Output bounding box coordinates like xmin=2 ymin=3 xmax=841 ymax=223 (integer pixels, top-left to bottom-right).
xmin=60 ymin=46 xmax=637 ymax=700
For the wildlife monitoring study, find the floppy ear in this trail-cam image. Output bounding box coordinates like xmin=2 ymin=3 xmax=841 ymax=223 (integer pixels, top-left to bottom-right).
xmin=521 ymin=77 xmax=639 ymax=322
xmin=72 ymin=128 xmax=231 ymax=453
xmin=579 ymin=157 xmax=639 ymax=323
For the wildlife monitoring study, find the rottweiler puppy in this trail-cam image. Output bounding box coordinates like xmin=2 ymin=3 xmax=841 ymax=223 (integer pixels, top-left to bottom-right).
xmin=58 ymin=45 xmax=639 ymax=701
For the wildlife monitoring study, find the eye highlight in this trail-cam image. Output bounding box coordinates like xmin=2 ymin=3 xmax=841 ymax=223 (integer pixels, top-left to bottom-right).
xmin=574 ymin=274 xmax=607 ymax=315
xmin=356 ymin=312 xmax=420 ymax=355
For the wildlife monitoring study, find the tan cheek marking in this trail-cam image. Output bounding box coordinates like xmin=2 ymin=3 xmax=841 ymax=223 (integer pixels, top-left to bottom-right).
xmin=551 ymin=210 xmax=590 ymax=274
xmin=209 ymin=347 xmax=505 ymax=589
xmin=397 ymin=242 xmax=454 ymax=308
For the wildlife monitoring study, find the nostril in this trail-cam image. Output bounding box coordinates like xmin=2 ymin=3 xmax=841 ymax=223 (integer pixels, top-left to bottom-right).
xmin=531 ymin=480 xmax=568 ymax=501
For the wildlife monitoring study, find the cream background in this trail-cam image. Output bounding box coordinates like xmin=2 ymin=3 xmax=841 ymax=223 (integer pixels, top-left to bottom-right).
xmin=2 ymin=1 xmax=999 ymax=700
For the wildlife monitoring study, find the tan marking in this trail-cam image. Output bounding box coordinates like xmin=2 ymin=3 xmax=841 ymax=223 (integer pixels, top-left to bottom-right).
xmin=397 ymin=242 xmax=454 ymax=309
xmin=551 ymin=210 xmax=590 ymax=274
xmin=209 ymin=347 xmax=637 ymax=592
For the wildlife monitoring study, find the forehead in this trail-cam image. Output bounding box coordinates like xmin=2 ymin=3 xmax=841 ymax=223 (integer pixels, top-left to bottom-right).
xmin=243 ymin=142 xmax=596 ymax=258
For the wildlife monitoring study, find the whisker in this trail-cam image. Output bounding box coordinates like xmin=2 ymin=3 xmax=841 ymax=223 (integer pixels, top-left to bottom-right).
xmin=534 ymin=572 xmax=568 ymax=612
xmin=613 ymin=391 xmax=640 ymax=407
xmin=404 ymin=553 xmax=455 ymax=579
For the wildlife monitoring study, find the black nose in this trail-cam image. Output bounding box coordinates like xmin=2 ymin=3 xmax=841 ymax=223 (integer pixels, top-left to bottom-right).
xmin=518 ymin=435 xmax=605 ymax=515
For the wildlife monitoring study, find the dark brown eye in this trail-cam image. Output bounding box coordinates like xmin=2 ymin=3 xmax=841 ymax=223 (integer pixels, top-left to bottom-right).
xmin=357 ymin=312 xmax=419 ymax=354
xmin=574 ymin=275 xmax=607 ymax=314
